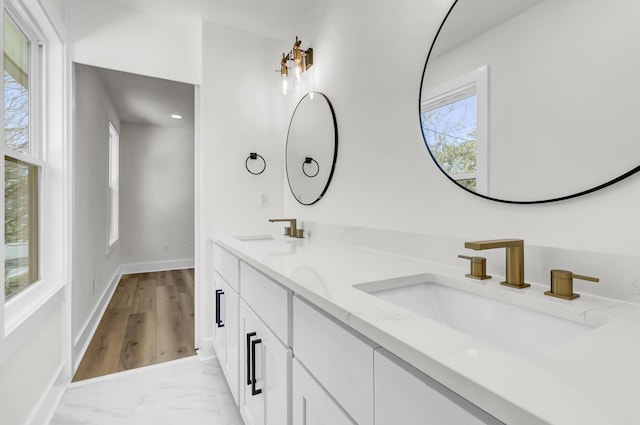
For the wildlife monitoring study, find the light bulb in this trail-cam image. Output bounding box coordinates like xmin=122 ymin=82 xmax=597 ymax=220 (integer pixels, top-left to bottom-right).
xmin=295 ymin=64 xmax=302 ymax=82
xmin=282 ymin=76 xmax=289 ymax=95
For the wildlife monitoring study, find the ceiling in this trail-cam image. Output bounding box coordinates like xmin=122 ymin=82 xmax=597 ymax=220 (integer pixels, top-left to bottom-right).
xmin=87 ymin=0 xmax=319 ymax=129
xmin=96 ymin=66 xmax=194 ymax=129
xmin=431 ymin=0 xmax=544 ymax=57
xmin=101 ymin=0 xmax=318 ymax=40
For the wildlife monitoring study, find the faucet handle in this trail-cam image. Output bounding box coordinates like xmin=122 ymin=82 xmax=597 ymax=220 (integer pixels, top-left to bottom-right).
xmin=458 ymin=255 xmax=492 ymax=280
xmin=545 ymin=269 xmax=599 ymax=300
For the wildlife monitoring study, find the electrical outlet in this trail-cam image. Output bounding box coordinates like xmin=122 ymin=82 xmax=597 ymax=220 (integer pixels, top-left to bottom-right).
xmin=258 ymin=192 xmax=269 ymax=208
xmin=632 ymin=280 xmax=640 ymax=296
xmin=92 ymin=276 xmax=96 ymax=294
xmin=162 ymin=243 xmax=169 ymax=253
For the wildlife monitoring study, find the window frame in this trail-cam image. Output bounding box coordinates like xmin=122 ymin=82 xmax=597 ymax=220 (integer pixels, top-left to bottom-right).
xmin=1 ymin=0 xmax=49 ymax=336
xmin=421 ymin=65 xmax=489 ymax=195
xmin=107 ymin=122 xmax=119 ymax=253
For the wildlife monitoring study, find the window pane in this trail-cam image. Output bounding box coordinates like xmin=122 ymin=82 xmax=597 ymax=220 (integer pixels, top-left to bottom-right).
xmin=108 ymin=124 xmax=119 ymax=247
xmin=3 ymin=12 xmax=30 ymax=155
xmin=421 ymin=95 xmax=477 ymax=182
xmin=5 ymin=156 xmax=38 ymax=299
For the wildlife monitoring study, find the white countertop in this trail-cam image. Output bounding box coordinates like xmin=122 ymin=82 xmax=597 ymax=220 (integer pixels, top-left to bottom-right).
xmin=213 ymin=233 xmax=640 ymax=425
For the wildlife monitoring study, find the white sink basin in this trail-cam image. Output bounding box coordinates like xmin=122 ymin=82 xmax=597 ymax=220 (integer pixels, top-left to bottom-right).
xmin=234 ymin=235 xmax=275 ymax=241
xmin=366 ymin=282 xmax=594 ymax=357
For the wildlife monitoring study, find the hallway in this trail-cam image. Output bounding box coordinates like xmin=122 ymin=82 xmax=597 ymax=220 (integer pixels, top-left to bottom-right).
xmin=73 ymin=269 xmax=195 ymax=381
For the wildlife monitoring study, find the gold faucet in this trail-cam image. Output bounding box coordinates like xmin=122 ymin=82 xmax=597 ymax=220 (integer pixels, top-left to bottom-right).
xmin=464 ymin=239 xmax=530 ymax=289
xmin=268 ymin=218 xmax=304 ymax=238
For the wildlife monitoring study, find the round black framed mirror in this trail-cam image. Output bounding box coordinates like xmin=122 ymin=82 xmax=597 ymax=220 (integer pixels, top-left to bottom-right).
xmin=420 ymin=0 xmax=640 ymax=204
xmin=286 ymin=92 xmax=338 ymax=205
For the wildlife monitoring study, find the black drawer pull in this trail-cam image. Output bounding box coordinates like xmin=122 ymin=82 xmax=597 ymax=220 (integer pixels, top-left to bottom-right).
xmin=215 ymin=289 xmax=224 ymax=328
xmin=251 ymin=338 xmax=263 ymax=396
xmin=246 ymin=332 xmax=256 ymax=385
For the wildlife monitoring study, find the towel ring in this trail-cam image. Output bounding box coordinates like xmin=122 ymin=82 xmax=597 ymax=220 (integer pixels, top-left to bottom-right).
xmin=246 ymin=153 xmax=266 ymax=175
xmin=302 ymin=157 xmax=319 ymax=178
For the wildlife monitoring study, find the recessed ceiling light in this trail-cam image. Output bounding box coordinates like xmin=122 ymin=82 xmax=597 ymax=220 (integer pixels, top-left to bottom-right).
xmin=170 ymin=114 xmax=183 ymax=119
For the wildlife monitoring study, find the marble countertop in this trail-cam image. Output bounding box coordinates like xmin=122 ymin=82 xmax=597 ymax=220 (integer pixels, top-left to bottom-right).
xmin=213 ymin=233 xmax=640 ymax=425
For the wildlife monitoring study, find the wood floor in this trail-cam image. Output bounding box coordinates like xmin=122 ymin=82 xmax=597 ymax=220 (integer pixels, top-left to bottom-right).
xmin=73 ymin=269 xmax=196 ymax=382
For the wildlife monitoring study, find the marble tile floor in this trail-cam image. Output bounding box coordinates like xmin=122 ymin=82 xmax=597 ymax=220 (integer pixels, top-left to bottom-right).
xmin=51 ymin=355 xmax=243 ymax=425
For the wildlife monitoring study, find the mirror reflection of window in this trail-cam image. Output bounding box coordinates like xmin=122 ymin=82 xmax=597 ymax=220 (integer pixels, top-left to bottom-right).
xmin=422 ymin=91 xmax=478 ymax=191
xmin=421 ymin=65 xmax=488 ymax=194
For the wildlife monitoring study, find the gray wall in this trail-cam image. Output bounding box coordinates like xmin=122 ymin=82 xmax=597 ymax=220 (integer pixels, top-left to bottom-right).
xmin=120 ymin=122 xmax=194 ymax=265
xmin=72 ymin=63 xmax=122 ymax=347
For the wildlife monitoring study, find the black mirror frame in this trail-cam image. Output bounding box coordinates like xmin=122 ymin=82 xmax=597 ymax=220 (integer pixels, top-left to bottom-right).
xmin=286 ymin=91 xmax=338 ymax=206
xmin=419 ymin=0 xmax=640 ymax=204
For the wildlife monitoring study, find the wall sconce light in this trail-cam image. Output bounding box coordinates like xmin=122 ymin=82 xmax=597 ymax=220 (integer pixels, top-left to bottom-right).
xmin=278 ymin=36 xmax=313 ymax=95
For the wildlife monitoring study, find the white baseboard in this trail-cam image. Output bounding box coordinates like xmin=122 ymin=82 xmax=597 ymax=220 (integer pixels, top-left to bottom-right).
xmin=26 ymin=363 xmax=66 ymax=425
xmin=72 ymin=268 xmax=122 ymax=371
xmin=119 ymin=258 xmax=195 ymax=275
xmin=198 ymin=337 xmax=215 ymax=359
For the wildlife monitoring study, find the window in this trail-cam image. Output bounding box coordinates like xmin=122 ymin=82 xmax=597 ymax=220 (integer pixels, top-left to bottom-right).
xmin=3 ymin=10 xmax=42 ymax=300
xmin=107 ymin=123 xmax=119 ymax=250
xmin=421 ymin=66 xmax=488 ymax=194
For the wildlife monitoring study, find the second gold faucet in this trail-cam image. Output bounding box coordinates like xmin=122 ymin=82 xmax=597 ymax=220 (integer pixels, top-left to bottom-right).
xmin=268 ymin=218 xmax=304 ymax=238
xmin=464 ymin=239 xmax=530 ymax=289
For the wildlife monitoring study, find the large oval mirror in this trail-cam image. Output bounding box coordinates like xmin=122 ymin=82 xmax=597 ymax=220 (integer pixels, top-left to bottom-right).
xmin=286 ymin=92 xmax=338 ymax=205
xmin=420 ymin=0 xmax=640 ymax=203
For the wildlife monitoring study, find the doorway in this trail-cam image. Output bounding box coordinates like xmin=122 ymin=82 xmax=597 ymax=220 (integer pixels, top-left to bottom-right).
xmin=71 ymin=63 xmax=196 ymax=380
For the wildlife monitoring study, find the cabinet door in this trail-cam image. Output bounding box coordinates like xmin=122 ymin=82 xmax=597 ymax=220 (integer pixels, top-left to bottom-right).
xmin=225 ymin=285 xmax=239 ymax=404
xmin=240 ymin=300 xmax=291 ymax=425
xmin=212 ymin=272 xmax=227 ymax=364
xmin=292 ymin=359 xmax=355 ymax=425
xmin=374 ymin=349 xmax=503 ymax=425
xmin=293 ymin=296 xmax=375 ymax=425
xmin=213 ymin=272 xmax=240 ymax=403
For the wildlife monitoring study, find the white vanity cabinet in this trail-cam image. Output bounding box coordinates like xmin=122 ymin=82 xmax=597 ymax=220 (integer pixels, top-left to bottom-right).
xmin=211 ymin=238 xmax=507 ymax=425
xmin=293 ymin=296 xmax=376 ymax=425
xmin=212 ymin=244 xmax=240 ymax=403
xmin=374 ymin=349 xmax=503 ymax=425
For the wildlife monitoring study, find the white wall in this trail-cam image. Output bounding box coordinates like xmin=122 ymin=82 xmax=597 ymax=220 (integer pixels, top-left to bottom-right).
xmin=197 ymin=21 xmax=287 ymax=346
xmin=422 ymin=0 xmax=640 ymax=200
xmin=199 ymin=21 xmax=286 ymax=237
xmin=70 ymin=0 xmax=201 ymax=84
xmin=0 ymin=1 xmax=69 ymax=424
xmin=283 ymin=0 xmax=640 ymax=259
xmin=72 ymin=64 xmax=122 ymax=346
xmin=0 ymin=303 xmax=64 ymax=425
xmin=120 ymin=123 xmax=195 ymax=265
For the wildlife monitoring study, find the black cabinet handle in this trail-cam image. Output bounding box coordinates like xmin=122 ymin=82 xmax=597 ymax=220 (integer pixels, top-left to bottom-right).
xmin=246 ymin=332 xmax=256 ymax=385
xmin=215 ymin=289 xmax=225 ymax=328
xmin=251 ymin=338 xmax=263 ymax=396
